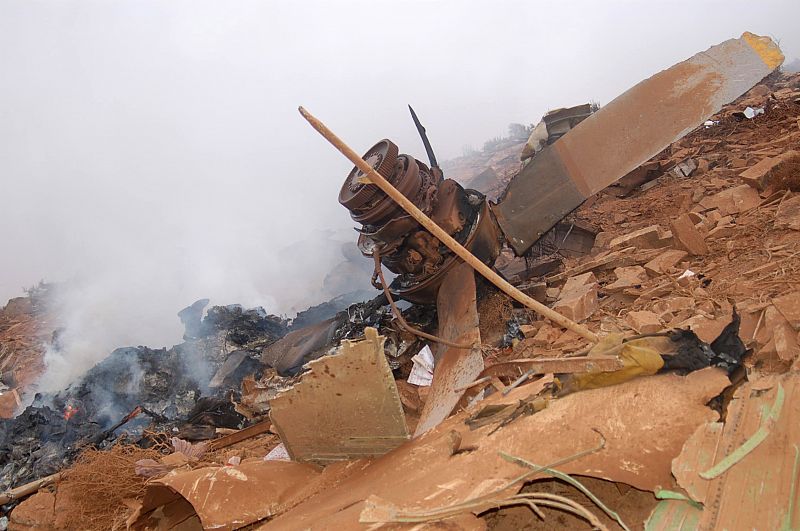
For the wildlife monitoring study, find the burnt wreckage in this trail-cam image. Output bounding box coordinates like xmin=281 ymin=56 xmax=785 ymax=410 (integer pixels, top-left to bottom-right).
xmin=0 ymin=32 xmax=786 ymax=516
xmin=0 ymin=304 xmax=288 ymax=493
xmin=339 ymin=134 xmax=502 ymax=304
xmin=339 ymin=33 xmax=784 ymax=305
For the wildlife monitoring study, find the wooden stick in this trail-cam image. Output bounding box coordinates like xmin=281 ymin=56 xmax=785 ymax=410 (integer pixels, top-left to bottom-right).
xmin=298 ymin=107 xmax=598 ymax=343
xmin=0 ymin=472 xmax=61 ymax=505
xmin=209 ymin=419 xmax=272 ymax=451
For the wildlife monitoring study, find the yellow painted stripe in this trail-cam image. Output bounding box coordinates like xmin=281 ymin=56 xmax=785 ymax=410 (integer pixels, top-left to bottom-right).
xmin=742 ymin=31 xmax=784 ymax=70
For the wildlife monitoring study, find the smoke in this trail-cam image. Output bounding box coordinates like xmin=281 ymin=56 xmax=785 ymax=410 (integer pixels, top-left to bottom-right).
xmin=32 ymin=226 xmax=368 ymax=395
xmin=2 ymin=1 xmax=799 ymax=393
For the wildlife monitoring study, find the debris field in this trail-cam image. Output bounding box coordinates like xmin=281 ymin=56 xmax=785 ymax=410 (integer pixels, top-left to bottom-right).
xmin=1 ymin=33 xmax=799 ymax=530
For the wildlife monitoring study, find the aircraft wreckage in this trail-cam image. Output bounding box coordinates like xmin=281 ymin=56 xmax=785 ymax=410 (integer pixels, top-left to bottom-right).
xmin=304 ymin=31 xmax=786 ymax=435
xmin=2 ymin=31 xmax=793 ymax=530
xmin=331 ymin=32 xmax=784 ymax=306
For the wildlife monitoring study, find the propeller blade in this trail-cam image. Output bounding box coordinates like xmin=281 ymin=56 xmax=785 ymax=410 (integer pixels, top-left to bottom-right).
xmin=494 ymin=32 xmax=783 ymax=254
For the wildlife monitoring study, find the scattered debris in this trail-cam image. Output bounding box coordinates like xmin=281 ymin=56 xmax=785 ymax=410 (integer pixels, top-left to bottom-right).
xmin=407 ymin=345 xmax=434 ymax=386
xmin=739 ymin=150 xmax=799 ymax=190
xmin=731 ymin=105 xmax=765 ymax=120
xmin=609 ymin=225 xmax=671 ymax=250
xmin=2 ymin=32 xmax=798 ymax=531
xmin=520 ymin=103 xmax=597 ymax=161
xmin=669 ymin=374 xmax=800 ymax=530
xmin=130 ymin=460 xmax=321 ymax=530
xmin=553 ymin=272 xmax=599 ymax=322
xmin=625 ymin=310 xmax=662 ymax=334
xmin=262 ymin=370 xmax=730 ymax=529
xmin=698 ymin=184 xmax=762 ymax=215
xmin=644 ymin=249 xmax=688 ymax=276
xmin=672 ymin=158 xmax=698 ymax=178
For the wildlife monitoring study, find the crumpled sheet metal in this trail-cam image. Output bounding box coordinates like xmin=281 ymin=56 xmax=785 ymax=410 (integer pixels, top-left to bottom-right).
xmin=414 ymin=262 xmax=483 ymax=436
xmin=495 ymin=32 xmax=783 ymax=254
xmin=269 ymin=327 xmax=409 ymax=464
xmin=261 ymin=318 xmax=337 ymax=376
xmin=258 ymin=369 xmax=729 ymax=530
xmin=670 ymin=373 xmax=800 ymax=530
xmin=129 ymin=460 xmax=320 ymax=530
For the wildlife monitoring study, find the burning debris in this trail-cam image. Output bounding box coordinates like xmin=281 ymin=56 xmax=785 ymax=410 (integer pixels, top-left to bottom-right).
xmin=0 ymin=300 xmax=288 ymax=495
xmin=2 ymin=31 xmax=799 ymax=531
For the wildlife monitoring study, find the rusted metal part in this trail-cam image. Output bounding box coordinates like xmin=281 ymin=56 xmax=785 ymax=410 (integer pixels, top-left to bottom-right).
xmin=495 ymin=145 xmax=584 ymax=254
xmin=408 ymin=105 xmax=440 ymax=170
xmin=352 ymin=155 xmax=428 ymax=226
xmin=391 ymin=201 xmax=503 ymax=304
xmin=342 ymin=140 xmax=440 ymax=229
xmin=373 ymin=251 xmax=473 ymax=349
xmin=304 ymin=105 xmax=598 ymax=340
xmin=339 ymin=135 xmax=500 ymax=304
xmin=430 ymin=179 xmax=469 ymax=235
xmin=339 ymin=138 xmax=398 ymax=211
xmin=414 ymin=262 xmax=483 ymax=436
xmin=269 ymin=328 xmax=409 ymax=464
xmin=521 ymin=103 xmax=596 ymax=162
xmin=496 ymin=32 xmax=783 ymax=254
xmin=541 ymin=103 xmax=595 ymax=141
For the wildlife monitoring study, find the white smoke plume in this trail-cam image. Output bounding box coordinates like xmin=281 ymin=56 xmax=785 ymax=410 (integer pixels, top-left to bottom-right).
xmin=1 ymin=1 xmax=798 ymax=393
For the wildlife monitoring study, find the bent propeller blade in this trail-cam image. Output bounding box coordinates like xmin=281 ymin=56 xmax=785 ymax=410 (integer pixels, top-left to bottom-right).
xmin=494 ymin=32 xmax=783 ymax=255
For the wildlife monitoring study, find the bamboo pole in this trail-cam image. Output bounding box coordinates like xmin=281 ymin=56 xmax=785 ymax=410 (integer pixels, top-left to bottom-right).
xmin=0 ymin=472 xmax=61 ymax=505
xmin=299 ymin=106 xmax=598 ymax=343
xmin=209 ymin=419 xmax=273 ymax=451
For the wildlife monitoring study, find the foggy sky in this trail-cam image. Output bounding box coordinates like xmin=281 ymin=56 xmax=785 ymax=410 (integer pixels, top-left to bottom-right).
xmin=1 ymin=1 xmax=799 ymax=386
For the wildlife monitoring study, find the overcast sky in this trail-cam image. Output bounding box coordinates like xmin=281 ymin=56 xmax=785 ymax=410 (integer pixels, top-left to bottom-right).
xmin=1 ymin=0 xmax=798 ymax=383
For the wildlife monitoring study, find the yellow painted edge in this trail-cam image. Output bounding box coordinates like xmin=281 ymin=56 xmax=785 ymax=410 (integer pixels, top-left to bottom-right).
xmin=742 ymin=31 xmax=784 ymax=70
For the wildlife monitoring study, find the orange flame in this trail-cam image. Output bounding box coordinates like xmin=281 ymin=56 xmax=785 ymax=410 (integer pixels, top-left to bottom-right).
xmin=63 ymin=404 xmax=78 ymax=421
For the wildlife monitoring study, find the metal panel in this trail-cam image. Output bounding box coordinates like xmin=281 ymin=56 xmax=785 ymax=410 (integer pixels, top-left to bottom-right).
xmin=269 ymin=328 xmax=409 ymax=464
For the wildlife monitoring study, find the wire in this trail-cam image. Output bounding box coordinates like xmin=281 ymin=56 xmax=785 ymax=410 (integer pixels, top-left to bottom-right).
xmin=372 ymin=251 xmax=475 ymax=350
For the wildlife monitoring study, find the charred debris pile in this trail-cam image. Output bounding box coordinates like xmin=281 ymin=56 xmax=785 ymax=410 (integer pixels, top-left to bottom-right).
xmin=0 ymin=293 xmax=435 ymax=497
xmin=0 ymin=302 xmax=285 ymax=491
xmin=2 ymin=33 xmax=800 ymax=531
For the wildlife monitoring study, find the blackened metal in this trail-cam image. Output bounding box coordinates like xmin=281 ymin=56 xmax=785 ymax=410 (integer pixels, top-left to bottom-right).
xmin=408 ymin=105 xmax=439 ymax=169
